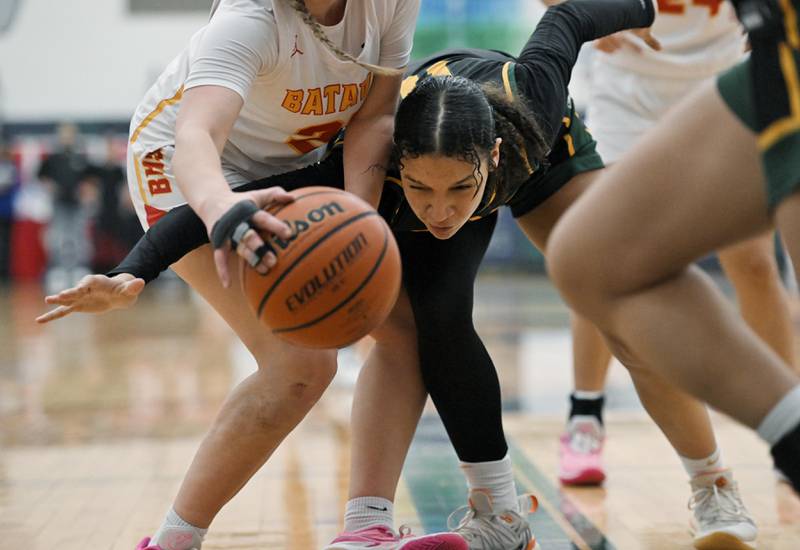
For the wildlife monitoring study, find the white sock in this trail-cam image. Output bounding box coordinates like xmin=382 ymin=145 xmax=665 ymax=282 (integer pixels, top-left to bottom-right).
xmin=573 ymin=390 xmax=604 ymax=400
xmin=343 ymin=497 xmax=394 ymax=533
xmin=758 ymin=385 xmax=800 ymax=445
xmin=151 ymin=507 xmax=207 ymax=550
xmin=680 ymin=447 xmax=725 ymax=479
xmin=460 ymin=455 xmax=519 ymax=513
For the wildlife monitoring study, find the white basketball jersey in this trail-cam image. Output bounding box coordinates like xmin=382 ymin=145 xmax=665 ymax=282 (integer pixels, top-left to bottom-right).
xmin=128 ymin=0 xmax=418 ymax=185
xmin=597 ymin=0 xmax=745 ymax=79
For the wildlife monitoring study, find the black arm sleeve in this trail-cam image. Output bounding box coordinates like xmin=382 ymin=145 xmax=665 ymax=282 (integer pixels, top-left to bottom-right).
xmin=515 ymin=0 xmax=655 ymax=141
xmin=107 ymin=146 xmax=345 ymax=283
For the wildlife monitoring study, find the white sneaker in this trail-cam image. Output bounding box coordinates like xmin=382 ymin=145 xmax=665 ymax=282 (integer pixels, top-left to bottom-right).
xmin=688 ymin=470 xmax=758 ymax=550
xmin=446 ymin=490 xmax=539 ymax=550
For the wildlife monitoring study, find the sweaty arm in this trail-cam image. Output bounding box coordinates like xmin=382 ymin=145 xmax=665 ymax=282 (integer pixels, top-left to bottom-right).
xmin=515 ymin=0 xmax=655 ymax=141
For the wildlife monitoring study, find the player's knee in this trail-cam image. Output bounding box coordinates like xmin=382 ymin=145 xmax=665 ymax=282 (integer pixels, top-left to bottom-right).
xmin=255 ymin=348 xmax=337 ymax=392
xmin=723 ymin=250 xmax=781 ymax=287
xmin=547 ymin=221 xmax=605 ymax=304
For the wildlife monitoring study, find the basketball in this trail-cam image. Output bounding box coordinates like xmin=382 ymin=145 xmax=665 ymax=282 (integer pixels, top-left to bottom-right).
xmin=239 ymin=186 xmax=402 ymax=349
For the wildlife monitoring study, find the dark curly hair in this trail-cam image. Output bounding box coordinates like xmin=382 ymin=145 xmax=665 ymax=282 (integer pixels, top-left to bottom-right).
xmin=392 ymin=75 xmax=550 ymax=203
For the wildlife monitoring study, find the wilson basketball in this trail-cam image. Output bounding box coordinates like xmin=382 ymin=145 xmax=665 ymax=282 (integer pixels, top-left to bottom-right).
xmin=240 ymin=187 xmax=402 ymax=349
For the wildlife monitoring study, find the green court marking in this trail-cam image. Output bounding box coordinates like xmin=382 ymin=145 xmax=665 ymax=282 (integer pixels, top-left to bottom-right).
xmin=509 ymin=443 xmax=617 ymax=550
xmin=404 ymin=415 xmax=614 ymax=549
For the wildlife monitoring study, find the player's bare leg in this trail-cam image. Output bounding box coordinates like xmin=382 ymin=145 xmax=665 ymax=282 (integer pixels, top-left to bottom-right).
xmin=718 ymin=232 xmax=796 ymax=371
xmin=547 ymin=81 xmax=799 ymax=430
xmin=144 ymin=246 xmax=337 ymax=549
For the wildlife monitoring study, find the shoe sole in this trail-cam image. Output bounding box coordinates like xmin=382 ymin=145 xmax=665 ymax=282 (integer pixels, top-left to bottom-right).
xmin=559 ymin=468 xmax=606 ymax=486
xmin=398 ymin=534 xmax=468 ymax=550
xmin=694 ymin=532 xmax=757 ymax=550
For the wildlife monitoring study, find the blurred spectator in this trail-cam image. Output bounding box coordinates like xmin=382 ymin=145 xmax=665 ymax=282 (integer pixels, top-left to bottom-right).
xmin=37 ymin=123 xmax=94 ymax=292
xmin=0 ymin=142 xmax=20 ymax=283
xmin=84 ymin=135 xmax=135 ymax=272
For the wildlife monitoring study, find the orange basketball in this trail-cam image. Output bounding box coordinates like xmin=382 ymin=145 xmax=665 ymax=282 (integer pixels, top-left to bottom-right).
xmin=240 ymin=187 xmax=402 ymax=349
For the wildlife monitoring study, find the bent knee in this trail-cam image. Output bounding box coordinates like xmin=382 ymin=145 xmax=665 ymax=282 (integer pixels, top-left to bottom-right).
xmin=720 ymin=247 xmax=781 ymax=287
xmin=547 ymin=221 xmax=610 ymax=305
xmin=255 ymin=348 xmax=337 ymax=389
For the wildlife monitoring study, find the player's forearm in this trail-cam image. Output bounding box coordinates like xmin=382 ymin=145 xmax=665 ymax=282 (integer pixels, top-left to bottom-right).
xmin=343 ymin=112 xmax=394 ymax=210
xmin=172 ymin=127 xmax=235 ymax=228
xmin=108 ymin=204 xmax=209 ymax=283
xmin=560 ymin=0 xmax=655 ymax=42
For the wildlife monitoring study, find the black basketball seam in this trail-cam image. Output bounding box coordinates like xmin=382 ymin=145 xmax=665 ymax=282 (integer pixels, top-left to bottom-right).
xmin=272 ymin=222 xmax=391 ymax=335
xmin=256 ymin=210 xmax=379 ymax=317
xmin=268 ymin=188 xmax=349 ymax=217
xmin=241 ymin=188 xmax=352 ymax=290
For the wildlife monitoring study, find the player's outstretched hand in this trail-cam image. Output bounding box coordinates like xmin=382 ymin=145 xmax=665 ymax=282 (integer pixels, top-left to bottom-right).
xmin=36 ymin=273 xmax=145 ymax=324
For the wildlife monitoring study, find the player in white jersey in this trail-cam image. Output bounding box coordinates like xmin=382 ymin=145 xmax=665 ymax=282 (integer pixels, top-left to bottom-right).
xmin=57 ymin=2 xmax=461 ymax=550
xmin=557 ymin=1 xmax=792 ymax=549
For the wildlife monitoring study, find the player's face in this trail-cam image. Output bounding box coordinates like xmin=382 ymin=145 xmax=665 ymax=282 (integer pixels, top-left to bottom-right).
xmin=400 ymin=141 xmax=500 ymax=240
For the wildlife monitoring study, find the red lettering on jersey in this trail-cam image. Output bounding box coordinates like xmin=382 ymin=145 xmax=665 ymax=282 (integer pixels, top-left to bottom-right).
xmin=323 ymin=84 xmax=342 ymax=114
xmin=142 ymin=158 xmax=164 ymax=178
xmin=693 ymin=0 xmax=722 ymax=16
xmin=286 ymin=121 xmax=344 ymax=154
xmin=657 ymin=0 xmax=723 ymax=15
xmin=282 ymin=89 xmax=304 ymax=113
xmin=658 ymin=0 xmax=685 ymax=14
xmin=142 ymin=150 xmax=172 ymax=195
xmin=301 ymin=88 xmax=324 ymax=116
xmin=148 ymin=178 xmax=172 ymax=195
xmin=340 ymin=84 xmax=359 ymax=112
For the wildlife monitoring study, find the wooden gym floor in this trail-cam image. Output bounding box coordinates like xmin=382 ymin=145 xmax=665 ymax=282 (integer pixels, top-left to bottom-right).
xmin=1 ymin=274 xmax=799 ymax=549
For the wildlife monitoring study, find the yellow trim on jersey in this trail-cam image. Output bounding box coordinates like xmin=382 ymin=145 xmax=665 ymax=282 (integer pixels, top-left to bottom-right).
xmin=130 ymin=85 xmax=185 ymax=144
xmin=758 ymin=42 xmax=800 ymax=150
xmin=426 ymin=60 xmax=451 ymax=77
xmin=132 ymin=153 xmax=149 ymax=206
xmin=501 ymin=62 xmax=514 ymax=100
xmin=486 ymin=186 xmax=497 ymax=206
xmin=562 ymin=116 xmax=576 ymax=156
xmin=400 ymin=75 xmax=419 ymax=99
xmin=781 ymin=0 xmax=800 ymax=49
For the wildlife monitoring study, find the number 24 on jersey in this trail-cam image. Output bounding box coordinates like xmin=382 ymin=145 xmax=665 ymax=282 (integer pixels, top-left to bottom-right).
xmin=658 ymin=0 xmax=723 ymax=16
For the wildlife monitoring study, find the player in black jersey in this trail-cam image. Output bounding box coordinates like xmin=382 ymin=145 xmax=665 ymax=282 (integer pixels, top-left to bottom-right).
xmin=37 ymin=0 xmax=775 ymax=548
xmin=546 ymin=0 xmax=800 ymax=498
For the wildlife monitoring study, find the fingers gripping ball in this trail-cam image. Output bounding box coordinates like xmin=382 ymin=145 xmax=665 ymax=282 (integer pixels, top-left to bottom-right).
xmin=240 ymin=187 xmax=402 ymax=349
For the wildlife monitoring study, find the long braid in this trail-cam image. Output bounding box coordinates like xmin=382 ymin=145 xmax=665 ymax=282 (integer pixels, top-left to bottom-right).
xmin=284 ymin=0 xmax=402 ymax=76
xmin=481 ymin=84 xmax=550 ymax=195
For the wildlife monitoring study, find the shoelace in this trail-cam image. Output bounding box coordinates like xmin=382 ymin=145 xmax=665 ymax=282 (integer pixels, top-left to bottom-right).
xmin=688 ymin=482 xmax=751 ymax=525
xmin=568 ymin=428 xmax=602 ymax=454
xmin=446 ymin=506 xmax=525 ymax=548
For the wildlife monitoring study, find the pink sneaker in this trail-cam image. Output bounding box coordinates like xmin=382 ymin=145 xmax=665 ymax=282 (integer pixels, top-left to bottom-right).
xmin=323 ymin=525 xmax=468 ymax=550
xmin=558 ymin=416 xmax=606 ymax=486
xmin=134 ymin=538 xmax=162 ymax=550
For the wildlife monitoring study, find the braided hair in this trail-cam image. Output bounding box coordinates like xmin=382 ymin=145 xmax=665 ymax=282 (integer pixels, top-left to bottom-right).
xmin=393 ymin=76 xmax=550 ymax=202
